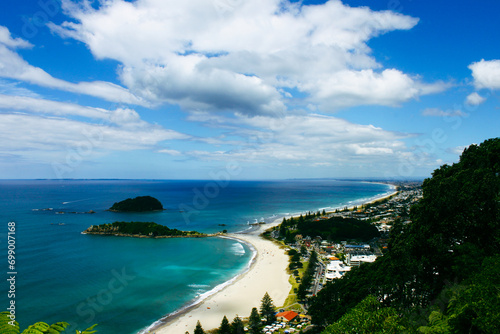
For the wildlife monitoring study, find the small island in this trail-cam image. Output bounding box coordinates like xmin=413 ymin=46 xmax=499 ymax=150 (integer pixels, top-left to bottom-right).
xmin=109 ymin=196 xmax=163 ymax=212
xmin=83 ymin=221 xmax=209 ymax=238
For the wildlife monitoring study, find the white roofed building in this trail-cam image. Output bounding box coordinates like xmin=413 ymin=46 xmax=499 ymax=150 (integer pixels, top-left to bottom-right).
xmin=325 ymin=260 xmax=351 ymax=281
xmin=347 ymin=253 xmax=377 ymax=266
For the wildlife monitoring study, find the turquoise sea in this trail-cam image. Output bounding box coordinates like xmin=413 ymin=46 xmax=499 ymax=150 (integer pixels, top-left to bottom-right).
xmin=0 ymin=179 xmax=393 ymax=333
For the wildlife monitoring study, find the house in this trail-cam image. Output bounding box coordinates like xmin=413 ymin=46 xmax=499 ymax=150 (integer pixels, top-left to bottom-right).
xmin=275 ymin=311 xmax=299 ymax=323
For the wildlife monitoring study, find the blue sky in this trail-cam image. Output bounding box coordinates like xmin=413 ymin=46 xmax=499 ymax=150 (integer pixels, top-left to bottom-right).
xmin=0 ymin=0 xmax=499 ymax=180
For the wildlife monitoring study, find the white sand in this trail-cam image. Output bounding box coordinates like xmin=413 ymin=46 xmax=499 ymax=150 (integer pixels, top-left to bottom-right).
xmin=152 ymin=221 xmax=291 ymax=334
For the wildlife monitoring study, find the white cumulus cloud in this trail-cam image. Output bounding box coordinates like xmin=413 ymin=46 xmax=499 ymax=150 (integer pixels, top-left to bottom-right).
xmin=50 ymin=0 xmax=445 ymax=114
xmin=465 ymin=92 xmax=486 ymax=106
xmin=469 ymin=59 xmax=500 ymax=90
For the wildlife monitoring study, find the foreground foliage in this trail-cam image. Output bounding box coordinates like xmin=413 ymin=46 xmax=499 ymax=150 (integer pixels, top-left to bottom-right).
xmin=0 ymin=314 xmax=97 ymax=334
xmin=322 ymin=295 xmax=406 ymax=334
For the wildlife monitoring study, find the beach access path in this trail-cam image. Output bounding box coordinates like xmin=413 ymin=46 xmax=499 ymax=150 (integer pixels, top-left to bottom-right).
xmin=152 ymin=220 xmax=291 ymax=334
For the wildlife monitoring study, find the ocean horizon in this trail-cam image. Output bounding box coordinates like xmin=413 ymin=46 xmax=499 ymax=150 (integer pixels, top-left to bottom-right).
xmin=0 ymin=179 xmax=394 ymax=334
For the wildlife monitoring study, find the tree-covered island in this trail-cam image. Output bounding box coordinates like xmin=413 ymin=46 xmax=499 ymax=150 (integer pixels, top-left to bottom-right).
xmin=83 ymin=221 xmax=209 ymax=238
xmin=108 ymin=196 xmax=164 ymax=212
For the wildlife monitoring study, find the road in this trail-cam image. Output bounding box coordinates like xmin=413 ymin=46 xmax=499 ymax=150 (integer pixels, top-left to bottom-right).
xmin=311 ymin=260 xmax=325 ymax=296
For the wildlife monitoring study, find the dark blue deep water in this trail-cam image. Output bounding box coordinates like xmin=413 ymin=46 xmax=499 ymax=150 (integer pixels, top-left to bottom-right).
xmin=0 ymin=179 xmax=392 ymax=333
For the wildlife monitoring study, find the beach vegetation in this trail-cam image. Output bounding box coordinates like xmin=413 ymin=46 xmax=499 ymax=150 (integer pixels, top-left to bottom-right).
xmin=290 ymin=253 xmax=301 ymax=262
xmin=218 ymin=316 xmax=231 ymax=334
xmin=248 ymin=307 xmax=261 ymax=334
xmin=297 ymin=250 xmax=318 ymax=300
xmin=300 ymin=245 xmax=307 ymax=256
xmin=288 ymin=261 xmax=303 ymax=270
xmin=283 ymin=282 xmax=299 ymax=308
xmin=109 ymin=195 xmax=163 ymax=212
xmin=194 ymin=320 xmax=205 ymax=334
xmin=230 ymin=316 xmax=245 ymax=334
xmin=260 ymin=292 xmax=276 ymax=325
xmin=308 ymin=138 xmax=500 ymax=333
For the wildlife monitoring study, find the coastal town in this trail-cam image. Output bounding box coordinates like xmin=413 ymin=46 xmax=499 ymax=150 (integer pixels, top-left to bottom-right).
xmin=182 ymin=182 xmax=424 ymax=334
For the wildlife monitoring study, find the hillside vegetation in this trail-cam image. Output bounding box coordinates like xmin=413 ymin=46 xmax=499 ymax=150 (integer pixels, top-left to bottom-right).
xmin=308 ymin=138 xmax=500 ymax=333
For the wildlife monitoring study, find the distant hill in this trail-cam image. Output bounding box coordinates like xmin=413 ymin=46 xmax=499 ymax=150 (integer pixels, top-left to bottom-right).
xmin=109 ymin=196 xmax=163 ymax=212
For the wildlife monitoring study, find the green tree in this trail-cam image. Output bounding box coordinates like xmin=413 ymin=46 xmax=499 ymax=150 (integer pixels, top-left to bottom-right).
xmin=218 ymin=316 xmax=231 ymax=334
xmin=194 ymin=320 xmax=205 ymax=334
xmin=260 ymin=292 xmax=276 ymax=325
xmin=230 ymin=316 xmax=245 ymax=334
xmin=288 ymin=249 xmax=298 ymax=256
xmin=322 ymin=295 xmax=407 ymax=334
xmin=300 ymin=245 xmax=307 ymax=257
xmin=297 ymin=250 xmax=318 ymax=300
xmin=447 ymin=255 xmax=500 ymax=334
xmin=279 ymin=219 xmax=287 ymax=238
xmin=248 ymin=307 xmax=261 ymax=334
xmin=417 ymin=310 xmax=451 ymax=334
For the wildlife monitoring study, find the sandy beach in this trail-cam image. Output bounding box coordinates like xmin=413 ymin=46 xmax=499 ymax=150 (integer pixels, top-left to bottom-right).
xmin=151 ymin=220 xmax=291 ymax=334
xmin=148 ymin=185 xmax=399 ymax=334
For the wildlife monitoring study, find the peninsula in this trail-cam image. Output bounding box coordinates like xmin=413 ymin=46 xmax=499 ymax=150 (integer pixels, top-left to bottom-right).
xmin=83 ymin=221 xmax=208 ymax=238
xmin=108 ymin=196 xmax=163 ymax=212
